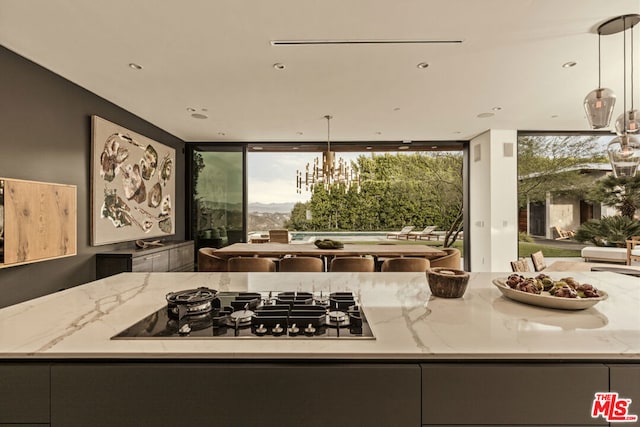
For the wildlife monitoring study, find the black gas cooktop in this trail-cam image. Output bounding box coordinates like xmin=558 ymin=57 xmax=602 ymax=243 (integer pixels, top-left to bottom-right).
xmin=113 ymin=288 xmax=375 ymax=340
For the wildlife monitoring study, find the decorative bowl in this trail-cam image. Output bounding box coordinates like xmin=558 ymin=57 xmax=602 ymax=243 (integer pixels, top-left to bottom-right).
xmin=426 ymin=267 xmax=470 ymax=298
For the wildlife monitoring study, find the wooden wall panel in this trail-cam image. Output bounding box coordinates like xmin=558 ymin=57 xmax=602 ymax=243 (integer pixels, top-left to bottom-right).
xmin=2 ymin=178 xmax=76 ymax=266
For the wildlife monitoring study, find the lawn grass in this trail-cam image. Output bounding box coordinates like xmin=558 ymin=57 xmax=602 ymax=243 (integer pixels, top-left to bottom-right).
xmin=349 ymin=239 xmax=582 ymax=258
xmin=517 ymin=242 xmax=581 ymax=258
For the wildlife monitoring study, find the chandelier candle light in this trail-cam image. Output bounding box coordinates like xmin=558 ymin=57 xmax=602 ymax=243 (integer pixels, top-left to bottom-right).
xmin=296 ymin=115 xmax=360 ymax=193
xmin=586 ymin=14 xmax=640 ymax=177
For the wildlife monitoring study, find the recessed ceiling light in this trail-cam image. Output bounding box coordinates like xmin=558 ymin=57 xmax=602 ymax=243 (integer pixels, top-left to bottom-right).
xmin=477 ymin=112 xmax=494 ymax=118
xmin=292 ymin=147 xmax=299 ymax=150
xmin=191 ymin=113 xmax=208 ymax=119
xmin=201 ymin=108 xmax=208 ymax=112
xmin=551 ymin=115 xmax=559 ymax=118
xmin=296 ymin=131 xmax=304 ymax=135
xmin=273 ymin=63 xmax=286 ymax=70
xmin=562 ymin=61 xmax=577 ymax=68
xmin=453 ymin=131 xmax=462 ymax=134
xmin=366 ymin=146 xmax=373 ymax=150
xmin=218 ymin=132 xmax=226 ymax=136
xmin=128 ymin=63 xmax=143 ymax=70
xmin=492 ymin=106 xmax=502 ymax=111
xmin=253 ymin=146 xmax=263 ymax=151
xmin=375 ymin=131 xmax=382 ymax=135
xmin=398 ymin=146 xmax=409 ymax=150
xmin=393 ymin=107 xmax=401 ymax=111
xmin=417 ymin=62 xmax=429 ymax=69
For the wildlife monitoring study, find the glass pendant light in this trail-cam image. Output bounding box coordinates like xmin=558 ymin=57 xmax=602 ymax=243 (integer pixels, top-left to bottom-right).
xmin=584 ymin=33 xmax=616 ymax=129
xmin=615 ymin=109 xmax=640 ymax=134
xmin=595 ymin=14 xmax=640 ymax=177
xmin=607 ymin=134 xmax=640 ymax=177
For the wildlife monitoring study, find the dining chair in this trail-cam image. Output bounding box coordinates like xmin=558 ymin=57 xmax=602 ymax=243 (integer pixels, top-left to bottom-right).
xmin=268 ymin=229 xmax=290 ymax=243
xmin=530 ymin=250 xmax=547 ymax=272
xmin=627 ymin=236 xmax=640 ymax=265
xmin=227 ymin=256 xmax=276 ymax=272
xmin=197 ymin=247 xmax=227 ymax=272
xmin=278 ymin=256 xmax=324 ymax=272
xmin=329 ymin=256 xmax=375 ymax=272
xmin=429 ymin=248 xmax=461 ymax=269
xmin=510 ymin=258 xmax=531 ymax=272
xmin=381 ymin=257 xmax=430 ymax=272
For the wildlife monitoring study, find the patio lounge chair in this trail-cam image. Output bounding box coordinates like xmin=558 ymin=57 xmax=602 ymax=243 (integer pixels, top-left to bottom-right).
xmin=408 ymin=226 xmax=437 ymax=240
xmin=386 ymin=226 xmax=414 ymax=240
xmin=552 ymin=226 xmax=575 ymax=240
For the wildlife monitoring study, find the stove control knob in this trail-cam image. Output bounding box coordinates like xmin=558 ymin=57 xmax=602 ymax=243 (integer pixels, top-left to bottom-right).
xmin=272 ymin=323 xmax=284 ymax=335
xmin=255 ymin=324 xmax=268 ymax=336
xmin=178 ymin=323 xmax=191 ymax=335
xmin=304 ymin=323 xmax=316 ymax=336
xmin=288 ymin=323 xmax=300 ymax=336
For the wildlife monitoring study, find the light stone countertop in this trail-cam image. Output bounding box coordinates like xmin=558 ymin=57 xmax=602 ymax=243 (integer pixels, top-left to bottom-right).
xmin=0 ymin=271 xmax=638 ymax=360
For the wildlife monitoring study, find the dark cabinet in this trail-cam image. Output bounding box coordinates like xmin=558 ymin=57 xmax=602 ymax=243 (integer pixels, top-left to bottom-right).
xmin=421 ymin=363 xmax=609 ymax=426
xmin=2 ymin=361 xmax=638 ymax=426
xmin=95 ymin=240 xmax=194 ymax=279
xmin=0 ymin=364 xmax=49 ymax=425
xmin=51 ymin=363 xmax=420 ymax=427
xmin=609 ymin=364 xmax=640 ymax=422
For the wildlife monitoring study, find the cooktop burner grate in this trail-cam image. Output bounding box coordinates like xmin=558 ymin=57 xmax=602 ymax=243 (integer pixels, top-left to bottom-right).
xmin=112 ymin=290 xmax=375 ymax=340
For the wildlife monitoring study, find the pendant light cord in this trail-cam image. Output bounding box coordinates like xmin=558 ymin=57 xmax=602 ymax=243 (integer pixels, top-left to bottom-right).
xmin=598 ymin=33 xmax=602 ymax=88
xmin=624 ymin=16 xmax=628 ymax=132
xmin=631 ymin=24 xmax=634 ymax=112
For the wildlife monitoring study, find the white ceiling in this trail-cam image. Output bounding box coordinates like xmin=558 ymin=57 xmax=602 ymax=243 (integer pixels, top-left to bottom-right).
xmin=1 ymin=0 xmax=639 ymax=143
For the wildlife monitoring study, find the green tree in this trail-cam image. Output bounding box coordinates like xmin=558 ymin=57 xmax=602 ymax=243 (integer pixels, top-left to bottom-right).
xmin=295 ymin=152 xmax=464 ymax=246
xmin=517 ymin=135 xmax=606 ymax=208
xmin=587 ymin=174 xmax=640 ymax=219
xmin=284 ymin=202 xmax=312 ymax=230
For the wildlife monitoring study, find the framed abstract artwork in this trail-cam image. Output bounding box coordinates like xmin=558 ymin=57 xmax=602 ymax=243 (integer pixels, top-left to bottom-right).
xmin=91 ymin=115 xmax=175 ymax=246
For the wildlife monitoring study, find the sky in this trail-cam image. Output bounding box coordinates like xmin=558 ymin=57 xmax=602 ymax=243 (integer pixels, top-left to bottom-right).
xmin=247 ymin=151 xmax=367 ymax=204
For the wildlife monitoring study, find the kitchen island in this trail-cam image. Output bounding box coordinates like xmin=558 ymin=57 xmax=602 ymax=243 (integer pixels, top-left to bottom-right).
xmin=1 ymin=271 xmax=639 ymax=426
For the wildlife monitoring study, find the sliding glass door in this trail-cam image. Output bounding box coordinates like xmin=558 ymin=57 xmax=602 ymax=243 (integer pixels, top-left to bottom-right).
xmin=189 ymin=146 xmax=244 ymax=251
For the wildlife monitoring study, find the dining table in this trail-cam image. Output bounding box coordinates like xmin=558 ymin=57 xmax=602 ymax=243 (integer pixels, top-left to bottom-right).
xmin=214 ymin=242 xmax=446 ymax=259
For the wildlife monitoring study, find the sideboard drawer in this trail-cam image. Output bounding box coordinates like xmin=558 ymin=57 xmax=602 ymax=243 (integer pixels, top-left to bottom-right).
xmin=132 ymin=251 xmax=169 ymax=272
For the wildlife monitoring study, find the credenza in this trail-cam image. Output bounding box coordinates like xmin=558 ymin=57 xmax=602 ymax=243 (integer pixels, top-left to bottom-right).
xmin=95 ymin=240 xmax=194 ymax=279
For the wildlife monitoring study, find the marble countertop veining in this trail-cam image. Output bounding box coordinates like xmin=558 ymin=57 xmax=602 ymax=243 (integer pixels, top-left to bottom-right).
xmin=0 ymin=271 xmax=639 ymax=360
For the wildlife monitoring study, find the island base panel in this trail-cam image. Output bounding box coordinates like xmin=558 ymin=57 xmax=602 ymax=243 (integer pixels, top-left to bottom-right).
xmin=51 ymin=363 xmax=420 ymax=427
xmin=421 ymin=363 xmax=609 ymax=426
xmin=0 ymin=364 xmax=50 ymax=424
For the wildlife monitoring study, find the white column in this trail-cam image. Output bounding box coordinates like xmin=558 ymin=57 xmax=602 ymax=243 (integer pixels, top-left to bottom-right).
xmin=469 ymin=129 xmax=518 ymax=272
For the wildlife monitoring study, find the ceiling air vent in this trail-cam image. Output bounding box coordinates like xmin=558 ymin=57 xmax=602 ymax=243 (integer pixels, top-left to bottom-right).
xmin=270 ymin=39 xmax=463 ymax=46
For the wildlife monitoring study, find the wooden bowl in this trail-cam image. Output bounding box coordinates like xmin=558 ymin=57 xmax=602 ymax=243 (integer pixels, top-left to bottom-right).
xmin=426 ymin=267 xmax=470 ymax=298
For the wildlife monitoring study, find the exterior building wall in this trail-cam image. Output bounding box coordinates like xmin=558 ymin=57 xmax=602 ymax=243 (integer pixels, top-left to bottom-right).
xmin=548 ymin=194 xmax=581 ymax=237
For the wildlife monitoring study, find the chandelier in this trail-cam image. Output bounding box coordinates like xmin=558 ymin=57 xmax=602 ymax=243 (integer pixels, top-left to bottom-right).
xmin=586 ymin=14 xmax=640 ymax=177
xmin=296 ymin=115 xmax=360 ymax=193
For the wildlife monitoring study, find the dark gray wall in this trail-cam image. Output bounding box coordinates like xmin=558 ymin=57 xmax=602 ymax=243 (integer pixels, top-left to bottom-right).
xmin=0 ymin=46 xmax=186 ymax=308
